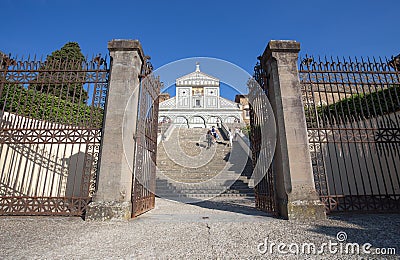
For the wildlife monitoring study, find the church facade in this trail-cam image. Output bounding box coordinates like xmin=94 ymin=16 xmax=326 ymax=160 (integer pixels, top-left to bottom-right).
xmin=158 ymin=63 xmax=244 ymax=128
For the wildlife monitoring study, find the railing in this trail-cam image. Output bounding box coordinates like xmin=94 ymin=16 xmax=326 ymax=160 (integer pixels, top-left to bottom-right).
xmin=131 ymin=59 xmax=161 ymax=217
xmin=157 ymin=121 xmax=174 ymax=145
xmin=0 ymin=53 xmax=109 ymax=216
xmin=250 ymin=63 xmax=278 ymax=215
xmin=299 ymin=55 xmax=400 ymax=213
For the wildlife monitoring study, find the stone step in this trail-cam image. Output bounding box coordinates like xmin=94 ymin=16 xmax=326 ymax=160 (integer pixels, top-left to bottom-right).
xmin=156 ymin=190 xmax=254 ymax=196
xmin=156 ymin=183 xmax=253 ymax=191
xmin=156 ymin=188 xmax=254 ymax=194
xmin=155 ymin=183 xmax=254 ymax=195
xmin=156 ymin=127 xmax=254 ymax=202
xmin=156 ymin=176 xmax=254 ymax=186
xmin=156 ymin=188 xmax=253 ymax=194
xmin=156 ymin=187 xmax=252 ymax=192
xmin=156 ymin=180 xmax=254 ymax=190
xmin=156 ymin=187 xmax=254 ymax=198
xmin=156 ymin=179 xmax=251 ymax=186
xmin=155 ymin=194 xmax=255 ymax=203
xmin=156 ymin=182 xmax=252 ymax=189
xmin=156 ymin=192 xmax=255 ymax=197
xmin=155 ymin=185 xmax=248 ymax=190
xmin=158 ymin=170 xmax=250 ymax=175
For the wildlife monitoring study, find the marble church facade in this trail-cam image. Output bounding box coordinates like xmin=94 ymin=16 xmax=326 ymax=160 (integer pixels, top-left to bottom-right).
xmin=158 ymin=63 xmax=243 ymax=128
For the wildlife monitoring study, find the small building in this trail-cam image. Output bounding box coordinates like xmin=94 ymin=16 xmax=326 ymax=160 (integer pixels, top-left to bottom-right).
xmin=158 ymin=93 xmax=170 ymax=103
xmin=234 ymin=94 xmax=250 ymax=125
xmin=158 ymin=63 xmax=244 ymax=128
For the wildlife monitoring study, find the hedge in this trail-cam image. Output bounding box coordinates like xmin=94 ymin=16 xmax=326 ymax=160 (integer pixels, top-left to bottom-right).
xmin=304 ymin=85 xmax=400 ymax=126
xmin=327 ymin=85 xmax=398 ymax=122
xmin=0 ymin=84 xmax=103 ymax=128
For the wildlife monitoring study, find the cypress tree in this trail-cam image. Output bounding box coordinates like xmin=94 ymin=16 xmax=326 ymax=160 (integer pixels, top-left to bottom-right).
xmin=32 ymin=42 xmax=88 ymax=103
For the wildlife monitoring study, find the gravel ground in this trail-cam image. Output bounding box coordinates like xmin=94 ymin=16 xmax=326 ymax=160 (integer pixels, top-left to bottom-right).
xmin=0 ymin=198 xmax=399 ymax=259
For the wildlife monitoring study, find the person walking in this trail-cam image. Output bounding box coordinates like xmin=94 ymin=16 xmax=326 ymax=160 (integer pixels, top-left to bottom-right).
xmin=234 ymin=127 xmax=240 ymax=141
xmin=211 ymin=126 xmax=217 ymax=140
xmin=206 ymin=130 xmax=213 ymax=149
xmin=228 ymin=128 xmax=233 ymax=147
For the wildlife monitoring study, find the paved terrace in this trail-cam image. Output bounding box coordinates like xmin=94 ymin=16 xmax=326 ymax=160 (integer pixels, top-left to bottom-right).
xmin=0 ymin=197 xmax=399 ymax=259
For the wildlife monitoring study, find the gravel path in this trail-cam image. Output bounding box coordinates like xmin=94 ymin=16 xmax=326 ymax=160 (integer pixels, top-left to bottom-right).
xmin=0 ymin=198 xmax=399 ymax=259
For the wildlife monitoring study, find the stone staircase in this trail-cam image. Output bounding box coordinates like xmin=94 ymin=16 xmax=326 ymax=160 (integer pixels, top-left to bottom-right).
xmin=156 ymin=127 xmax=254 ymax=203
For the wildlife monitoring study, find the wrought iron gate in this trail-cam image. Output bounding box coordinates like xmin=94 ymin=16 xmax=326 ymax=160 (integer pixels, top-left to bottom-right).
xmin=0 ymin=54 xmax=108 ymax=216
xmin=131 ymin=60 xmax=161 ymax=217
xmin=249 ymin=62 xmax=278 ymax=215
xmin=300 ymin=56 xmax=400 ymax=213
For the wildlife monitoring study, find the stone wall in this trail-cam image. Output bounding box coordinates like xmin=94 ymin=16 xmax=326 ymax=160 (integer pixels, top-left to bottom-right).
xmin=0 ymin=112 xmax=94 ymax=198
xmin=312 ymin=110 xmax=400 ymax=196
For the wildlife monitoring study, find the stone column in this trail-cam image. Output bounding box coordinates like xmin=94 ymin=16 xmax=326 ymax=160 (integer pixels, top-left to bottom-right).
xmin=86 ymin=39 xmax=144 ymax=221
xmin=261 ymin=40 xmax=326 ymax=220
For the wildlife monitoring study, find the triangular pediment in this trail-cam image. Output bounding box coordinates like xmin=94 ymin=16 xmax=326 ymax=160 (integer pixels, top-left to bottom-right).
xmin=176 ymin=64 xmax=219 ymax=87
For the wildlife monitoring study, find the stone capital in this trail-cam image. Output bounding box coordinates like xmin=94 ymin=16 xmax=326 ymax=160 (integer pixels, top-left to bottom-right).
xmin=108 ymin=39 xmax=145 ymax=63
xmin=261 ymin=40 xmax=300 ymax=64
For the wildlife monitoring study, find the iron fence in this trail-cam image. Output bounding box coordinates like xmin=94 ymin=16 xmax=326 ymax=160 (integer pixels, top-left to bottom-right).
xmin=250 ymin=62 xmax=278 ymax=215
xmin=300 ymin=56 xmax=400 ymax=213
xmin=131 ymin=59 xmax=161 ymax=217
xmin=0 ymin=54 xmax=109 ymax=216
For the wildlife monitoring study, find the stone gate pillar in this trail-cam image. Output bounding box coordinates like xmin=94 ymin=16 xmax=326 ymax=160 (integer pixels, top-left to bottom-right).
xmin=261 ymin=40 xmax=326 ymax=220
xmin=86 ymin=39 xmax=144 ymax=221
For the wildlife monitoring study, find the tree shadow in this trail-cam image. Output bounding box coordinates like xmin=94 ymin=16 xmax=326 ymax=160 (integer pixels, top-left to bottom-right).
xmin=64 ymin=151 xmax=87 ymax=198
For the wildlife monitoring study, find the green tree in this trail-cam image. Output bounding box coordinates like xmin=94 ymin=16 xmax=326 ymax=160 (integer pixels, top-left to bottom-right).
xmin=0 ymin=50 xmax=8 ymax=83
xmin=32 ymin=42 xmax=88 ymax=103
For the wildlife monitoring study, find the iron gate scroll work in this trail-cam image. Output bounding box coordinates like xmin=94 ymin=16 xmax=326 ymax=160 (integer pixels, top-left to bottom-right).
xmin=250 ymin=62 xmax=278 ymax=215
xmin=131 ymin=60 xmax=160 ymax=217
xmin=0 ymin=54 xmax=109 ymax=216
xmin=300 ymin=56 xmax=400 ymax=213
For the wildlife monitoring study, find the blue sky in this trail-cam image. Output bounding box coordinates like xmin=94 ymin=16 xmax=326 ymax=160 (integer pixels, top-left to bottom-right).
xmin=2 ymin=0 xmax=400 ymax=99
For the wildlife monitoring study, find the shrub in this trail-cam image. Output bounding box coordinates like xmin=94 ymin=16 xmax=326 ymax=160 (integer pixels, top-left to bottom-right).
xmin=322 ymin=84 xmax=399 ymax=121
xmin=0 ymin=84 xmax=103 ymax=128
xmin=305 ymin=85 xmax=400 ymax=126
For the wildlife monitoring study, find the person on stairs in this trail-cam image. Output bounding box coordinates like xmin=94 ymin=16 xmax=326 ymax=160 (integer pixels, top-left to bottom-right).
xmin=211 ymin=126 xmax=220 ymax=140
xmin=228 ymin=128 xmax=233 ymax=147
xmin=206 ymin=130 xmax=213 ymax=149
